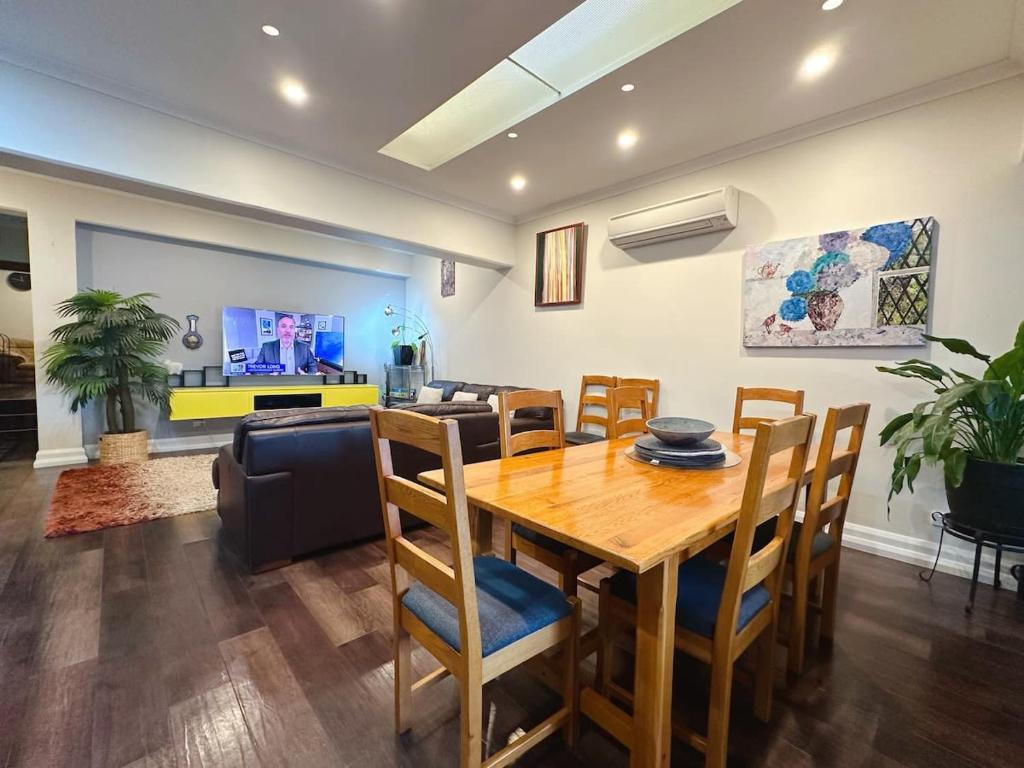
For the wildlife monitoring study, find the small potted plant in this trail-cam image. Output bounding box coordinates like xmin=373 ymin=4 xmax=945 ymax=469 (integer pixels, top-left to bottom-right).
xmin=42 ymin=289 xmax=179 ymax=464
xmin=390 ymin=330 xmax=415 ymax=365
xmin=878 ymin=322 xmax=1024 ymax=536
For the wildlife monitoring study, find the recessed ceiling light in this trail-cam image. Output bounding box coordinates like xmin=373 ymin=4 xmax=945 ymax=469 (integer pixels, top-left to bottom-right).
xmin=510 ymin=175 xmax=527 ymax=192
xmin=821 ymin=0 xmax=843 ymax=10
xmin=617 ymin=129 xmax=638 ymax=150
xmin=798 ymin=47 xmax=836 ymax=80
xmin=620 ymin=83 xmax=635 ymax=92
xmin=280 ymin=79 xmax=309 ymax=106
xmin=262 ymin=24 xmax=280 ymax=37
xmin=507 ymin=131 xmax=519 ymax=139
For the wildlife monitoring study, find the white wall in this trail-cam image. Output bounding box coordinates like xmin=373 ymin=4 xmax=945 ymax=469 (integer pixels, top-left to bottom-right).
xmin=0 ymin=61 xmax=516 ymax=267
xmin=76 ymin=227 xmax=404 ymax=447
xmin=407 ymin=76 xmax=1024 ymax=575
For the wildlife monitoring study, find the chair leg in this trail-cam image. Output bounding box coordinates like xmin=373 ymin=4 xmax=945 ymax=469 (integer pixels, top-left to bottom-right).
xmin=788 ymin=569 xmax=810 ymax=676
xmin=562 ymin=598 xmax=582 ymax=747
xmin=753 ymin=620 xmax=776 ymax=722
xmin=595 ymin=580 xmax=614 ymax=694
xmin=821 ymin=558 xmax=841 ymax=642
xmin=504 ymin=522 xmax=516 ymax=565
xmin=706 ymin=648 xmax=735 ymax=768
xmin=558 ymin=551 xmax=579 ymax=598
xmin=395 ymin=626 xmax=413 ymax=734
xmin=459 ymin=675 xmax=483 ymax=768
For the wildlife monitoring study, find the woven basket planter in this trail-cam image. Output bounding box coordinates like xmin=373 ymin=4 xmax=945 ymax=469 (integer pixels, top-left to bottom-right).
xmin=99 ymin=430 xmax=150 ymax=464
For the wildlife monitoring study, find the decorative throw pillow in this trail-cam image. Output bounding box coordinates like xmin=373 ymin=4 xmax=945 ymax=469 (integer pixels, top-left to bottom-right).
xmin=452 ymin=391 xmax=479 ymax=402
xmin=416 ymin=385 xmax=444 ymax=404
xmin=486 ymin=394 xmax=514 ymax=416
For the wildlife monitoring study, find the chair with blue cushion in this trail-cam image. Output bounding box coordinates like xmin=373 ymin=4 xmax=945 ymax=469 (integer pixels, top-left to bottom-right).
xmin=369 ymin=406 xmax=581 ymax=768
xmin=597 ymin=413 xmax=815 ymax=768
xmin=498 ymin=389 xmax=602 ymax=596
xmin=785 ymin=402 xmax=869 ymax=675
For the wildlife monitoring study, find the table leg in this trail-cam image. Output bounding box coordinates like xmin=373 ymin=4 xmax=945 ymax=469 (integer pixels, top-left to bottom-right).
xmin=630 ymin=555 xmax=680 ymax=768
xmin=471 ymin=505 xmax=493 ymax=556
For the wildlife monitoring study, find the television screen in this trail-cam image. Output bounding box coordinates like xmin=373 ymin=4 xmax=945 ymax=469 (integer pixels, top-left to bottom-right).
xmin=222 ymin=306 xmax=344 ymax=376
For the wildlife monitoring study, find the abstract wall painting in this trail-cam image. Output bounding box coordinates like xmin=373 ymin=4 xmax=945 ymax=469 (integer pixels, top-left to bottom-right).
xmin=743 ymin=217 xmax=935 ymax=347
xmin=535 ymin=222 xmax=586 ymax=307
xmin=441 ymin=259 xmax=455 ymax=297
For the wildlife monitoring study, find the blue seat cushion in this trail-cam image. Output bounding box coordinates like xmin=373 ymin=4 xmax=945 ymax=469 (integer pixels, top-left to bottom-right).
xmin=512 ymin=523 xmax=573 ymax=555
xmin=609 ymin=557 xmax=771 ymax=638
xmin=565 ymin=430 xmax=606 ymax=446
xmin=402 ymin=555 xmax=572 ymax=657
xmin=751 ymin=521 xmax=834 ymax=561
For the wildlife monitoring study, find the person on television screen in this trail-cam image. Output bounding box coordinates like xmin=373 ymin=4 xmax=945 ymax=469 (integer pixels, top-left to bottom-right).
xmin=254 ymin=314 xmax=319 ymax=374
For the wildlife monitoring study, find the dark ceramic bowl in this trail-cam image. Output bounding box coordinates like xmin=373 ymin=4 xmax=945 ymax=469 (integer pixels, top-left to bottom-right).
xmin=645 ymin=417 xmax=716 ymax=446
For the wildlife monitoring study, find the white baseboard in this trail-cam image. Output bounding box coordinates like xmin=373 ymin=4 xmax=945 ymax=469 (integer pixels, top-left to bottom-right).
xmin=841 ymin=520 xmax=1022 ymax=584
xmin=83 ymin=432 xmax=233 ymax=459
xmin=33 ymin=447 xmax=89 ymax=468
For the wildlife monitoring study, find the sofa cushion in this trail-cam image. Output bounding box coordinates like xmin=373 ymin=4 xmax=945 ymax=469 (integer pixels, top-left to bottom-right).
xmin=416 ymin=385 xmax=444 ymax=404
xmin=393 ymin=401 xmax=494 ymax=417
xmin=452 ymin=391 xmax=480 ymax=402
xmin=232 ymin=405 xmax=371 ymax=461
xmin=461 ymin=383 xmax=495 ymax=401
xmin=402 ymin=555 xmax=572 ymax=657
xmin=426 ymin=380 xmax=466 ymax=401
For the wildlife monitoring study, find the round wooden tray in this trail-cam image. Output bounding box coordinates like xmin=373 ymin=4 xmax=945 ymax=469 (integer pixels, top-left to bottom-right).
xmin=625 ymin=446 xmax=742 ymax=470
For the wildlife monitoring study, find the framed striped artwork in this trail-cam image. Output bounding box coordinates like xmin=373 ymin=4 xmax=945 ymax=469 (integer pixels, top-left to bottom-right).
xmin=535 ymin=222 xmax=586 ymax=307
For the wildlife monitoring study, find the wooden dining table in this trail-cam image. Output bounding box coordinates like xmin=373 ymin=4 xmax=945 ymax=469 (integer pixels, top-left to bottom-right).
xmin=420 ymin=431 xmax=811 ymax=768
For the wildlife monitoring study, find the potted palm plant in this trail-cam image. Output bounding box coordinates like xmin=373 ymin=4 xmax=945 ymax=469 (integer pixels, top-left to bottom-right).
xmin=878 ymin=322 xmax=1024 ymax=536
xmin=42 ymin=289 xmax=179 ymax=464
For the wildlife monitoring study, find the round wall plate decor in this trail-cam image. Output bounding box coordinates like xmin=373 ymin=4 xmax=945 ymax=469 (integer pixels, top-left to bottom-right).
xmin=6 ymin=272 xmax=30 ymax=291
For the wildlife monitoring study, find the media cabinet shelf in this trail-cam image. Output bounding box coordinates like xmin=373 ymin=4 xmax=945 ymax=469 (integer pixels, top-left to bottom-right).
xmin=169 ymin=384 xmax=380 ymax=421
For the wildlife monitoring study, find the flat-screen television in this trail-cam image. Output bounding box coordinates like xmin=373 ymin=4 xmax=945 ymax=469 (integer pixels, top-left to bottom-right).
xmin=222 ymin=306 xmax=344 ymax=376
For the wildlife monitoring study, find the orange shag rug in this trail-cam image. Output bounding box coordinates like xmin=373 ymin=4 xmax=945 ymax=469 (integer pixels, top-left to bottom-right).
xmin=45 ymin=454 xmax=218 ymax=537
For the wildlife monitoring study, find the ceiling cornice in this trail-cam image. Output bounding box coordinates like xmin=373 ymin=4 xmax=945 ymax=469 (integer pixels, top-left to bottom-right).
xmin=516 ymin=59 xmax=1024 ymax=226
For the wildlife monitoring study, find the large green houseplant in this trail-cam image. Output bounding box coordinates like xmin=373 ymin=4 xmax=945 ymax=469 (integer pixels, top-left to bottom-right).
xmin=878 ymin=321 xmax=1024 ymax=535
xmin=42 ymin=289 xmax=179 ymax=463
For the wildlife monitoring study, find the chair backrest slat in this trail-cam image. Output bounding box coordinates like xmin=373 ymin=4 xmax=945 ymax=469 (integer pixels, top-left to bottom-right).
xmin=717 ymin=413 xmax=815 ymax=640
xmin=575 ymin=375 xmax=616 ymax=434
xmin=384 ymin=475 xmax=452 ymax=533
xmin=616 ymin=377 xmax=660 ymax=418
xmin=393 ymin=537 xmax=459 ymax=605
xmin=499 ymin=389 xmax=566 ymax=458
xmin=370 ymin=406 xmax=481 ymax=660
xmin=732 ymin=386 xmax=805 ymax=434
xmin=607 ymin=385 xmax=651 ymax=440
xmin=800 ymin=403 xmax=870 ymax=557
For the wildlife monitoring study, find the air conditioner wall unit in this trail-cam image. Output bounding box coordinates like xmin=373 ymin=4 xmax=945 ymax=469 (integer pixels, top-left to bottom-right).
xmin=608 ymin=186 xmax=738 ymax=249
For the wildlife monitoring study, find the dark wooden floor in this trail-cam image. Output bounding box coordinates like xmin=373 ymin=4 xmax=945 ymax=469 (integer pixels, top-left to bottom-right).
xmin=2 ymin=444 xmax=1023 ymax=767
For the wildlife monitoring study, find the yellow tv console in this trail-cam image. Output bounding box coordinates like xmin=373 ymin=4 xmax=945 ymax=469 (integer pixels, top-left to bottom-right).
xmin=169 ymin=384 xmax=380 ymax=421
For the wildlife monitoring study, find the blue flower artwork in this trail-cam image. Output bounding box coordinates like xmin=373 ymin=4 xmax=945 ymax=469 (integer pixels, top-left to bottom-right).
xmin=743 ymin=217 xmax=935 ymax=347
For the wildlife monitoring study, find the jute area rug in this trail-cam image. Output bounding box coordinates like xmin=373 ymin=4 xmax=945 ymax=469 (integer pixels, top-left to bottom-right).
xmin=45 ymin=454 xmax=218 ymax=538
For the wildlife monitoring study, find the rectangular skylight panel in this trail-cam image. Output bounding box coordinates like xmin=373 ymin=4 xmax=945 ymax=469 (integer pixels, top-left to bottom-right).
xmin=378 ymin=59 xmax=558 ymax=171
xmin=513 ymin=0 xmax=744 ymax=98
xmin=379 ymin=0 xmax=744 ymax=170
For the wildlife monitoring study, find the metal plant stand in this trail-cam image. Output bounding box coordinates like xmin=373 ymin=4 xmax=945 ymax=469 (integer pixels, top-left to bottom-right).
xmin=920 ymin=511 xmax=1024 ymax=613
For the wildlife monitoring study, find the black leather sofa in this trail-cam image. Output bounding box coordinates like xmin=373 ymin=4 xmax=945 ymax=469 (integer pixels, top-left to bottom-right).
xmin=212 ymin=380 xmax=552 ymax=572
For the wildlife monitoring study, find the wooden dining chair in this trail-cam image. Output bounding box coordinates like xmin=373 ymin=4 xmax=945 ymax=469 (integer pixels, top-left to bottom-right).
xmin=369 ymin=406 xmax=581 ymax=768
xmin=785 ymin=402 xmax=870 ymax=675
xmin=597 ymin=414 xmax=815 ymax=768
xmin=606 ymin=385 xmax=651 ymax=439
xmin=566 ymin=374 xmax=616 ymax=445
xmin=732 ymin=386 xmax=805 ymax=433
xmin=616 ymin=377 xmax=660 ymax=419
xmin=498 ymin=389 xmax=602 ymax=596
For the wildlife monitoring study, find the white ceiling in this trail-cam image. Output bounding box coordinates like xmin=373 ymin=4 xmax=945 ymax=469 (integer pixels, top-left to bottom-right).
xmin=0 ymin=0 xmax=1019 ymax=222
